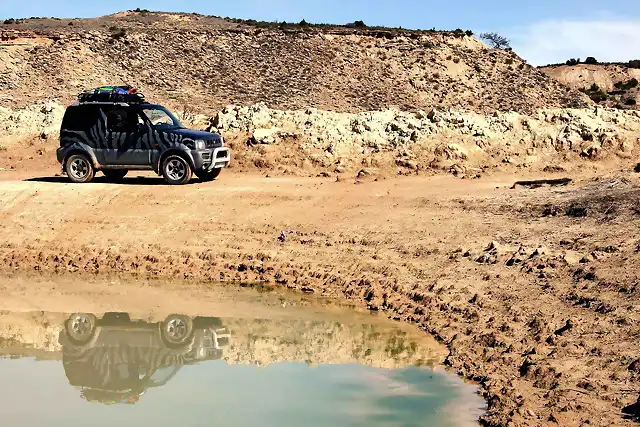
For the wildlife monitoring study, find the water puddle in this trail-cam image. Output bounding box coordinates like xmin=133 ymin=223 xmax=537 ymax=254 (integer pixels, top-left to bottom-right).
xmin=0 ymin=276 xmax=486 ymax=426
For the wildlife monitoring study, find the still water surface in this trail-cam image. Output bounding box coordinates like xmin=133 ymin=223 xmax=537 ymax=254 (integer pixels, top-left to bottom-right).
xmin=0 ymin=288 xmax=485 ymax=426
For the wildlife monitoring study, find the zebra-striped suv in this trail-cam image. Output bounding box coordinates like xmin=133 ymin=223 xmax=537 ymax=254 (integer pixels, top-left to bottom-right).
xmin=57 ymin=101 xmax=231 ymax=185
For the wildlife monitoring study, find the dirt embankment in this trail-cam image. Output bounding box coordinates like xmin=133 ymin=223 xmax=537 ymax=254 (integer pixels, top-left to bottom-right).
xmin=1 ymin=101 xmax=639 ymax=179
xmin=0 ymin=171 xmax=639 ymax=426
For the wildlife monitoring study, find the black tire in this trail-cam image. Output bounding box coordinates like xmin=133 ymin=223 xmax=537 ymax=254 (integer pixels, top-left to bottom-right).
xmin=160 ymin=314 xmax=194 ymax=348
xmin=161 ymin=155 xmax=192 ymax=185
xmin=65 ymin=154 xmax=95 ymax=183
xmin=65 ymin=313 xmax=97 ymax=345
xmin=195 ymin=168 xmax=222 ymax=182
xmin=102 ymin=170 xmax=128 ymax=181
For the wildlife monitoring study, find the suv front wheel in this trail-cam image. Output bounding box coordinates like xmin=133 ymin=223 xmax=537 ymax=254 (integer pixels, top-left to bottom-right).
xmin=66 ymin=153 xmax=95 ymax=183
xmin=162 ymin=155 xmax=192 ymax=185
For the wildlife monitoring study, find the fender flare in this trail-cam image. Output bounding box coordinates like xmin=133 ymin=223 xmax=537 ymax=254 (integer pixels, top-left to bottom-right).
xmin=156 ymin=148 xmax=196 ymax=174
xmin=62 ymin=145 xmax=100 ymax=170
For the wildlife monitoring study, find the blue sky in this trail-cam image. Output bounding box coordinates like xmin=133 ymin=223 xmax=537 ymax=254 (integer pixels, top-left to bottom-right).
xmin=1 ymin=0 xmax=639 ymax=65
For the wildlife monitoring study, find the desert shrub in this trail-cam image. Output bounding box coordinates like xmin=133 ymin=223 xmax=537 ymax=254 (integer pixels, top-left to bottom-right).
xmin=299 ymin=19 xmax=309 ymax=26
xmin=584 ymin=57 xmax=598 ymax=65
xmin=566 ymin=58 xmax=580 ymax=66
xmin=465 ymin=30 xmax=473 ymax=36
xmin=580 ymin=83 xmax=609 ymax=103
xmin=3 ymin=18 xmax=16 ymax=24
xmin=614 ymin=78 xmax=639 ymax=90
xmin=625 ymin=98 xmax=637 ymax=106
xmin=628 ymin=60 xmax=640 ymax=69
xmin=111 ymin=28 xmax=127 ymax=39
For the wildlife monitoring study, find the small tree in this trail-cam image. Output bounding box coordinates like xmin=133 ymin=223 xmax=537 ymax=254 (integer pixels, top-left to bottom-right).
xmin=348 ymin=20 xmax=366 ymax=28
xmin=584 ymin=57 xmax=598 ymax=65
xmin=480 ymin=32 xmax=510 ymax=49
xmin=566 ymin=58 xmax=579 ymax=66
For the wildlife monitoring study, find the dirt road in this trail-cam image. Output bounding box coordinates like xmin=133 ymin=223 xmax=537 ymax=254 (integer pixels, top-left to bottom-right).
xmin=1 ymin=167 xmax=639 ymax=426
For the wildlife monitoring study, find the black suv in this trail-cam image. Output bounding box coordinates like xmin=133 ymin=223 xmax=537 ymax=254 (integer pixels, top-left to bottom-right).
xmin=56 ymin=88 xmax=231 ymax=185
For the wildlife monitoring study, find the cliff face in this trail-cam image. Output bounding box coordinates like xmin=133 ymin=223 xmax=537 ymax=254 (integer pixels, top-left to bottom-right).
xmin=0 ymin=11 xmax=588 ymax=114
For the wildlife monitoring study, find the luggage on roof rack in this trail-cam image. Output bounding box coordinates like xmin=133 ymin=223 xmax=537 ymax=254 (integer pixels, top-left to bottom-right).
xmin=78 ymin=85 xmax=145 ymax=103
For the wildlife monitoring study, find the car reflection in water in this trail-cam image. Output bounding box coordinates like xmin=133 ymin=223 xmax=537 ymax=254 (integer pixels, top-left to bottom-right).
xmin=58 ymin=312 xmax=230 ymax=405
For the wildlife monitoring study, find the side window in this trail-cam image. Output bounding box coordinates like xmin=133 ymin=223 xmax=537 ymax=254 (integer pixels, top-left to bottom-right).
xmin=61 ymin=106 xmax=100 ymax=132
xmin=104 ymin=107 xmax=138 ymax=133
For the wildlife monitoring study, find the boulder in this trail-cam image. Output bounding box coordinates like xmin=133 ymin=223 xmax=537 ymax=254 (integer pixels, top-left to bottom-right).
xmin=252 ymin=128 xmax=278 ymax=144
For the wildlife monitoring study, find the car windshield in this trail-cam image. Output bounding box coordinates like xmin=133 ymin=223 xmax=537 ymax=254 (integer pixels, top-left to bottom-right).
xmin=140 ymin=106 xmax=185 ymax=130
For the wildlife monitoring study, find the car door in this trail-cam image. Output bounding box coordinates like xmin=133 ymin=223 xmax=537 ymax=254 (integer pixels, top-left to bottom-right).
xmin=104 ymin=106 xmax=150 ymax=165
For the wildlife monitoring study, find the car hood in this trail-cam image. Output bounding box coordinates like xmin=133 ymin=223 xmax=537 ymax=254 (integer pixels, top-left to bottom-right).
xmin=163 ymin=128 xmax=222 ymax=141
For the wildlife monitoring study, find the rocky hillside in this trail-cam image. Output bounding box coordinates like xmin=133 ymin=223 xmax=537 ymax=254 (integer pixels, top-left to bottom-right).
xmin=541 ymin=64 xmax=640 ymax=109
xmin=0 ymin=11 xmax=588 ymax=114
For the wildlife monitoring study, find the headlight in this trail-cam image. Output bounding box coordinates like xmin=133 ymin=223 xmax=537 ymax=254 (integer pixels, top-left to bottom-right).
xmin=194 ymin=140 xmax=206 ymax=150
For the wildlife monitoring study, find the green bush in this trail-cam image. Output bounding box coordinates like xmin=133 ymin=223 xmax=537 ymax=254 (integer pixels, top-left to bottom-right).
xmin=628 ymin=59 xmax=640 ymax=69
xmin=465 ymin=30 xmax=473 ymax=36
xmin=566 ymin=58 xmax=579 ymax=66
xmin=580 ymin=83 xmax=609 ymax=103
xmin=584 ymin=57 xmax=598 ymax=65
xmin=614 ymin=78 xmax=639 ymax=90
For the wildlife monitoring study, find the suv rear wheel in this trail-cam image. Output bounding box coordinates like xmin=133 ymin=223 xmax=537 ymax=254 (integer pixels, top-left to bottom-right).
xmin=162 ymin=155 xmax=192 ymax=185
xmin=195 ymin=168 xmax=222 ymax=182
xmin=103 ymin=170 xmax=128 ymax=181
xmin=66 ymin=154 xmax=95 ymax=183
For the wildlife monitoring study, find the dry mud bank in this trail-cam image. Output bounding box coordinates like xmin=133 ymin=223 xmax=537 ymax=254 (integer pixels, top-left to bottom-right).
xmin=0 ymin=172 xmax=639 ymax=426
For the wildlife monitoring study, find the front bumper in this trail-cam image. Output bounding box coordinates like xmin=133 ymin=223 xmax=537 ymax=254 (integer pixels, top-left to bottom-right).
xmin=192 ymin=147 xmax=231 ymax=171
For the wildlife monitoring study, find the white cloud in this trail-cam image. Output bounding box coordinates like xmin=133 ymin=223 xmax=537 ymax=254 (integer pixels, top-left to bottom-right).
xmin=508 ymin=19 xmax=640 ymax=66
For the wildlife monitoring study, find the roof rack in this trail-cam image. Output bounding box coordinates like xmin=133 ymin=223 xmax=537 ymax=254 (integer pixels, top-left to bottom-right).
xmin=78 ymin=85 xmax=145 ymax=104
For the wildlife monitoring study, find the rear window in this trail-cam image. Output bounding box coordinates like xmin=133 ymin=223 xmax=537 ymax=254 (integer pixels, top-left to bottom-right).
xmin=61 ymin=105 xmax=101 ymax=132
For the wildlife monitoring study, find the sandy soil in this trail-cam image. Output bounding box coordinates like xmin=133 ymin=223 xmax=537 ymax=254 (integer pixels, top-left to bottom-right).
xmin=1 ymin=164 xmax=639 ymax=426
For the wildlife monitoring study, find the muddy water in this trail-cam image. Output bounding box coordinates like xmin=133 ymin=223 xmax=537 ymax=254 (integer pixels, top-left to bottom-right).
xmin=0 ymin=275 xmax=486 ymax=426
